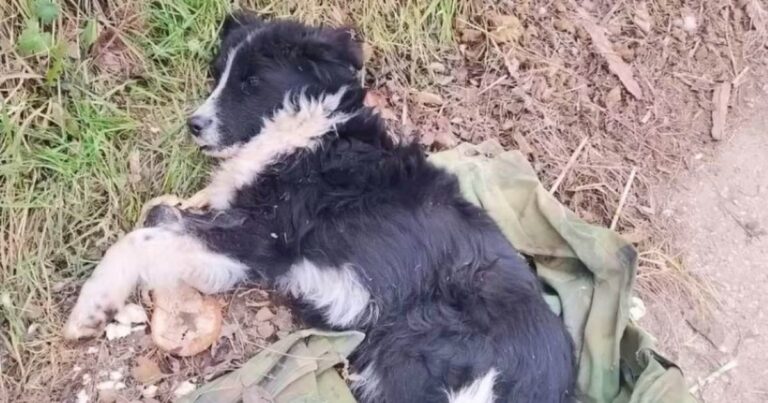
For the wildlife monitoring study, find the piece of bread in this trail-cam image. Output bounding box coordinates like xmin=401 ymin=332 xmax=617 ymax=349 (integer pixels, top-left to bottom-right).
xmin=150 ymin=285 xmax=222 ymax=356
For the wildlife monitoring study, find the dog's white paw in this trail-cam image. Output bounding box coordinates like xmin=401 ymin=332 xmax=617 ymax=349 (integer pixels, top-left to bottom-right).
xmin=63 ymin=284 xmax=124 ymax=340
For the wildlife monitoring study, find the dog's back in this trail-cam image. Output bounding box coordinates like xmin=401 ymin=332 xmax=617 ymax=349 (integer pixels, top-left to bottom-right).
xmin=263 ymin=127 xmax=576 ymax=402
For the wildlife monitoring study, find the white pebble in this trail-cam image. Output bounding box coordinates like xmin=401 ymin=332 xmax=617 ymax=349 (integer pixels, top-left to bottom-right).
xmin=629 ymin=296 xmax=647 ymax=321
xmin=105 ymin=323 xmax=132 ymax=340
xmin=114 ymin=303 xmax=148 ymax=325
xmin=96 ymin=381 xmax=115 ymax=390
xmin=86 ymin=346 xmax=99 ymax=354
xmin=76 ymin=390 xmax=89 ymax=403
xmin=174 ymin=381 xmax=197 ymax=397
xmin=109 ymin=371 xmax=123 ymax=381
xmin=682 ymin=15 xmax=697 ymax=32
xmin=142 ymin=385 xmax=159 ymax=398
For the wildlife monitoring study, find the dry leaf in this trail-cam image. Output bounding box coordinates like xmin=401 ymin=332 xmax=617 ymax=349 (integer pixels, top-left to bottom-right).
xmin=459 ymin=28 xmax=483 ymax=43
xmin=412 ymin=91 xmax=444 ymax=106
xmin=427 ymin=62 xmax=446 ymax=74
xmin=132 ymin=356 xmax=164 ymax=384
xmin=605 ymin=86 xmax=622 ymax=110
xmin=512 ymin=132 xmax=535 ymax=157
xmin=553 ymin=19 xmax=576 ymax=34
xmin=489 ymin=14 xmax=524 ymax=44
xmin=576 ymin=7 xmax=644 ymax=99
xmin=634 ymin=3 xmax=652 ymax=34
xmin=711 ymin=82 xmax=731 ymax=140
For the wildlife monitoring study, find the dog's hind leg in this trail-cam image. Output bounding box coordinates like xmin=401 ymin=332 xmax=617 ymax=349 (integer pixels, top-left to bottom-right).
xmin=63 ymin=221 xmax=248 ymax=340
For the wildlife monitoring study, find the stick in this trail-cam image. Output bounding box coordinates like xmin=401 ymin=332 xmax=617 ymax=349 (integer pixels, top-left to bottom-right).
xmin=689 ymin=359 xmax=738 ymax=394
xmin=610 ymin=167 xmax=637 ymax=230
xmin=478 ymin=76 xmax=508 ymax=95
xmin=549 ymin=137 xmax=589 ymax=195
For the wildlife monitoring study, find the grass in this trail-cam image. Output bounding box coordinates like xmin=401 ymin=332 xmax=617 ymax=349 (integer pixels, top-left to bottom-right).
xmin=0 ymin=0 xmax=463 ymax=397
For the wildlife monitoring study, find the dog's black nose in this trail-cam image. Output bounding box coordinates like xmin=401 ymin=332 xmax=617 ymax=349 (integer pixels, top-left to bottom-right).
xmin=187 ymin=116 xmax=212 ymax=136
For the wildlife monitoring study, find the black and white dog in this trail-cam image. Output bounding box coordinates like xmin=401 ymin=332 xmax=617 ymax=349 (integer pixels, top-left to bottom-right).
xmin=64 ymin=13 xmax=575 ymax=403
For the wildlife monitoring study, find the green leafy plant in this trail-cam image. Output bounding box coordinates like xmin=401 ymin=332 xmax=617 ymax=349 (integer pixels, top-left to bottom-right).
xmin=33 ymin=0 xmax=60 ymax=25
xmin=17 ymin=20 xmax=53 ymax=55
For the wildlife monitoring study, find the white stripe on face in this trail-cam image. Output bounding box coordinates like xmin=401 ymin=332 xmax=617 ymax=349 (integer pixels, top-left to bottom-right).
xmin=190 ymin=46 xmax=240 ymax=148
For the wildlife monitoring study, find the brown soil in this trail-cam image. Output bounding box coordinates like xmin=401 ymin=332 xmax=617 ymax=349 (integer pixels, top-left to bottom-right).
xmin=641 ymin=86 xmax=768 ymax=402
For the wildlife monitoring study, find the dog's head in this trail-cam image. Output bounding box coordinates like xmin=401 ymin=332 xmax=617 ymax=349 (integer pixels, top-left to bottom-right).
xmin=188 ymin=12 xmax=364 ymax=156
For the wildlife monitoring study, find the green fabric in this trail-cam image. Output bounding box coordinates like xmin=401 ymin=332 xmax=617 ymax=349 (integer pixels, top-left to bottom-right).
xmin=176 ymin=329 xmax=363 ymax=403
xmin=429 ymin=141 xmax=695 ymax=403
xmin=181 ymin=140 xmax=695 ymax=403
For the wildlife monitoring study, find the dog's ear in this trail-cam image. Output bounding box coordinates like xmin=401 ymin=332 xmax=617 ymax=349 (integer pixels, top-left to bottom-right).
xmin=220 ymin=11 xmax=263 ymax=42
xmin=316 ymin=27 xmax=364 ymax=70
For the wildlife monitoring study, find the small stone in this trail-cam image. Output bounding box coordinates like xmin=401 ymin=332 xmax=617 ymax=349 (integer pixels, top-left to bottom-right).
xmin=255 ymin=307 xmax=275 ymax=322
xmin=256 ymin=322 xmax=276 ymax=338
xmin=682 ymin=14 xmax=697 ymax=32
xmin=76 ymin=390 xmax=90 ymax=403
xmin=114 ymin=304 xmax=148 ymax=325
xmin=96 ymin=381 xmax=118 ymax=390
xmin=105 ymin=323 xmax=132 ymax=340
xmin=142 ymin=385 xmax=159 ymax=398
xmin=174 ymin=381 xmax=197 ymax=397
xmin=97 ymin=390 xmax=118 ymax=403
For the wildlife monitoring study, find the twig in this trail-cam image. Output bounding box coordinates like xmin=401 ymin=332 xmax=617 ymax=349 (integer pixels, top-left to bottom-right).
xmin=478 ymin=76 xmax=508 ymax=95
xmin=610 ymin=167 xmax=637 ymax=230
xmin=732 ymin=66 xmax=750 ymax=87
xmin=549 ymin=137 xmax=589 ymax=194
xmin=689 ymin=359 xmax=738 ymax=394
xmin=723 ymin=6 xmax=739 ymax=76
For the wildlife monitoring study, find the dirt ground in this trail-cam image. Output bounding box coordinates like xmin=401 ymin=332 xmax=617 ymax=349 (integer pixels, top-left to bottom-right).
xmin=3 ymin=1 xmax=768 ymax=401
xmin=641 ymin=86 xmax=768 ymax=402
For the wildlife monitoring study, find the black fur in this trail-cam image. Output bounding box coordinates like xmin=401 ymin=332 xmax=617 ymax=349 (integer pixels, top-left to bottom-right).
xmin=200 ymin=18 xmax=363 ymax=150
xmin=165 ymin=14 xmax=576 ymax=402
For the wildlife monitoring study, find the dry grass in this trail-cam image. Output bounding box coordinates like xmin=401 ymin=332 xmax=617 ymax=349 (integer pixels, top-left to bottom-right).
xmin=1 ymin=0 xmax=767 ymax=401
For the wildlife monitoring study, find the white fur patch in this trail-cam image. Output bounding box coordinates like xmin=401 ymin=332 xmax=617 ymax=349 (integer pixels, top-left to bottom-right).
xmin=350 ymin=363 xmax=382 ymax=402
xmin=204 ymin=88 xmax=351 ymax=210
xmin=276 ymin=259 xmax=374 ymax=328
xmin=446 ymin=368 xmax=499 ymax=403
xmin=64 ymin=227 xmax=248 ymax=339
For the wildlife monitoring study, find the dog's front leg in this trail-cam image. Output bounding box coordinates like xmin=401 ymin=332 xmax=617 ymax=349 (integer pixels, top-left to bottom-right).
xmin=63 ymin=220 xmax=249 ymax=340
